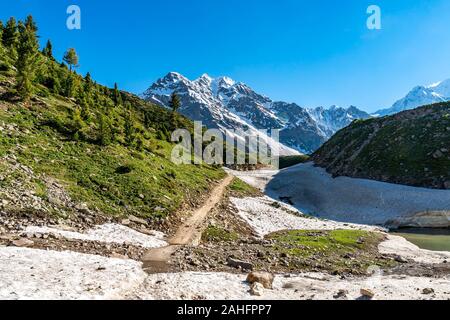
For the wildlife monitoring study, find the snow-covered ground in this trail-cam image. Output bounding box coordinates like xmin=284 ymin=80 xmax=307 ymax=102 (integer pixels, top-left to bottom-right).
xmin=230 ymin=196 xmax=380 ymax=237
xmin=231 ymin=163 xmax=450 ymax=227
xmin=1 ymin=202 xmax=449 ymax=300
xmin=379 ymin=235 xmax=450 ymax=264
xmin=3 ymin=245 xmax=448 ymax=300
xmin=25 ymin=223 xmax=168 ymax=249
xmin=2 ymin=165 xmax=449 ymax=300
xmin=224 ymin=168 xmax=278 ymax=191
xmin=0 ymin=247 xmax=147 ymax=300
xmin=129 ymin=271 xmax=450 ymax=300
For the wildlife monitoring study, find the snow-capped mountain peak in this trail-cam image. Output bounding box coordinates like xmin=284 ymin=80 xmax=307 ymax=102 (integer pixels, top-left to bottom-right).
xmin=161 ymin=72 xmax=188 ymax=84
xmin=143 ymin=72 xmax=370 ymax=154
xmin=374 ymin=79 xmax=450 ymax=117
xmin=213 ymin=76 xmax=236 ymax=89
xmin=198 ymin=73 xmax=213 ymax=81
xmin=428 ymin=79 xmax=450 ymax=98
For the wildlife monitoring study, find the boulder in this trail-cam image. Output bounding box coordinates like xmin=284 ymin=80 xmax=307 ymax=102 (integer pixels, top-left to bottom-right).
xmin=47 ymin=195 xmax=62 ymax=206
xmin=109 ymin=253 xmax=129 ymax=260
xmin=394 ymin=255 xmax=409 ymax=263
xmin=227 ymin=257 xmax=253 ymax=271
xmin=75 ymin=203 xmax=90 ymax=213
xmin=249 ymin=282 xmax=264 ymax=296
xmin=0 ymin=234 xmax=14 ymax=241
xmin=11 ymin=238 xmax=34 ymax=248
xmin=246 ymin=271 xmax=274 ymax=289
xmin=388 ymin=211 xmax=450 ymax=228
xmin=128 ymin=215 xmax=148 ymax=225
xmin=333 ymin=289 xmax=349 ymax=299
xmin=121 ymin=219 xmax=131 ymax=226
xmin=360 ymin=288 xmax=375 ymax=299
xmin=422 ymin=288 xmax=434 ymax=295
xmin=432 ymin=150 xmax=443 ymax=159
xmin=444 ymin=181 xmax=450 ymax=190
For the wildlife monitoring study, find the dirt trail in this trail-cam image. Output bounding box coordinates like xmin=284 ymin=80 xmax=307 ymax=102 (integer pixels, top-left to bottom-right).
xmin=142 ymin=175 xmax=233 ymax=273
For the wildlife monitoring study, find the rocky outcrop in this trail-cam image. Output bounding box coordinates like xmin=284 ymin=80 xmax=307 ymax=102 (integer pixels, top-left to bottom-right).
xmin=0 ymin=154 xmax=95 ymax=218
xmin=387 ymin=211 xmax=450 ymax=229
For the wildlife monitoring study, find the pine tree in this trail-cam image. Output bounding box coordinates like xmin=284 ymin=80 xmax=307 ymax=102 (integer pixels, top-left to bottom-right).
xmin=83 ymin=72 xmax=94 ymax=96
xmin=123 ymin=102 xmax=135 ymax=146
xmin=76 ymin=90 xmax=91 ymax=121
xmin=63 ymin=48 xmax=79 ymax=72
xmin=15 ymin=17 xmax=40 ymax=101
xmin=24 ymin=15 xmax=38 ymax=32
xmin=113 ymin=83 xmax=122 ymax=106
xmin=2 ymin=17 xmax=19 ymax=60
xmin=0 ymin=21 xmax=4 ymax=57
xmin=96 ymin=112 xmax=112 ymax=146
xmin=85 ymin=72 xmax=92 ymax=84
xmin=144 ymin=110 xmax=152 ymax=128
xmin=64 ymin=72 xmax=80 ymax=98
xmin=42 ymin=40 xmax=53 ymax=59
xmin=2 ymin=17 xmax=18 ymax=48
xmin=70 ymin=107 xmax=85 ymax=140
xmin=135 ymin=133 xmax=144 ymax=151
xmin=38 ymin=60 xmax=62 ymax=94
xmin=169 ymin=92 xmax=181 ymax=113
xmin=49 ymin=62 xmax=67 ymax=95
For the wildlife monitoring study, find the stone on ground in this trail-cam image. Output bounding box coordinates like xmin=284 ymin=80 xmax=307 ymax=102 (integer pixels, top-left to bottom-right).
xmin=246 ymin=271 xmax=274 ymax=289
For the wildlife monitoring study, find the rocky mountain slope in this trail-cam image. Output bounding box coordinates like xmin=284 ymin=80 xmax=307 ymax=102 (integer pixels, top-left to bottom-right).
xmin=143 ymin=72 xmax=370 ymax=154
xmin=375 ymin=79 xmax=450 ymax=117
xmin=313 ymin=102 xmax=450 ymax=189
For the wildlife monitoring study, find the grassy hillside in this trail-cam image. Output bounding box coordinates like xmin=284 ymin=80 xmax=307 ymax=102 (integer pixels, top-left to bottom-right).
xmin=312 ymin=102 xmax=450 ymax=189
xmin=0 ymin=17 xmax=225 ymax=223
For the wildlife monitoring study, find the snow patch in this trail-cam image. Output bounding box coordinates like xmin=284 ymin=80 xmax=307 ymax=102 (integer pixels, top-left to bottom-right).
xmin=129 ymin=271 xmax=450 ymax=300
xmin=0 ymin=247 xmax=147 ymax=300
xmin=231 ymin=163 xmax=450 ymax=227
xmin=379 ymin=235 xmax=450 ymax=264
xmin=25 ymin=223 xmax=168 ymax=249
xmin=230 ymin=196 xmax=379 ymax=237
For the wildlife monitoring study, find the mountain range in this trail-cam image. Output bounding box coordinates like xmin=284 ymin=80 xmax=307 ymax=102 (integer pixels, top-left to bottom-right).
xmin=142 ymin=72 xmax=370 ymax=154
xmin=374 ymin=79 xmax=450 ymax=117
xmin=142 ymin=72 xmax=450 ymax=154
xmin=313 ymin=101 xmax=450 ymax=190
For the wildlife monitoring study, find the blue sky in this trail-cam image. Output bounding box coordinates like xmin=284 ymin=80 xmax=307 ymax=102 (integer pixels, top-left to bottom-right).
xmin=2 ymin=0 xmax=450 ymax=112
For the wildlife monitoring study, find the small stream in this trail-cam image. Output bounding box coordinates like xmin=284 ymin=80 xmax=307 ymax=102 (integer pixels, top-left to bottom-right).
xmin=391 ymin=228 xmax=450 ymax=252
